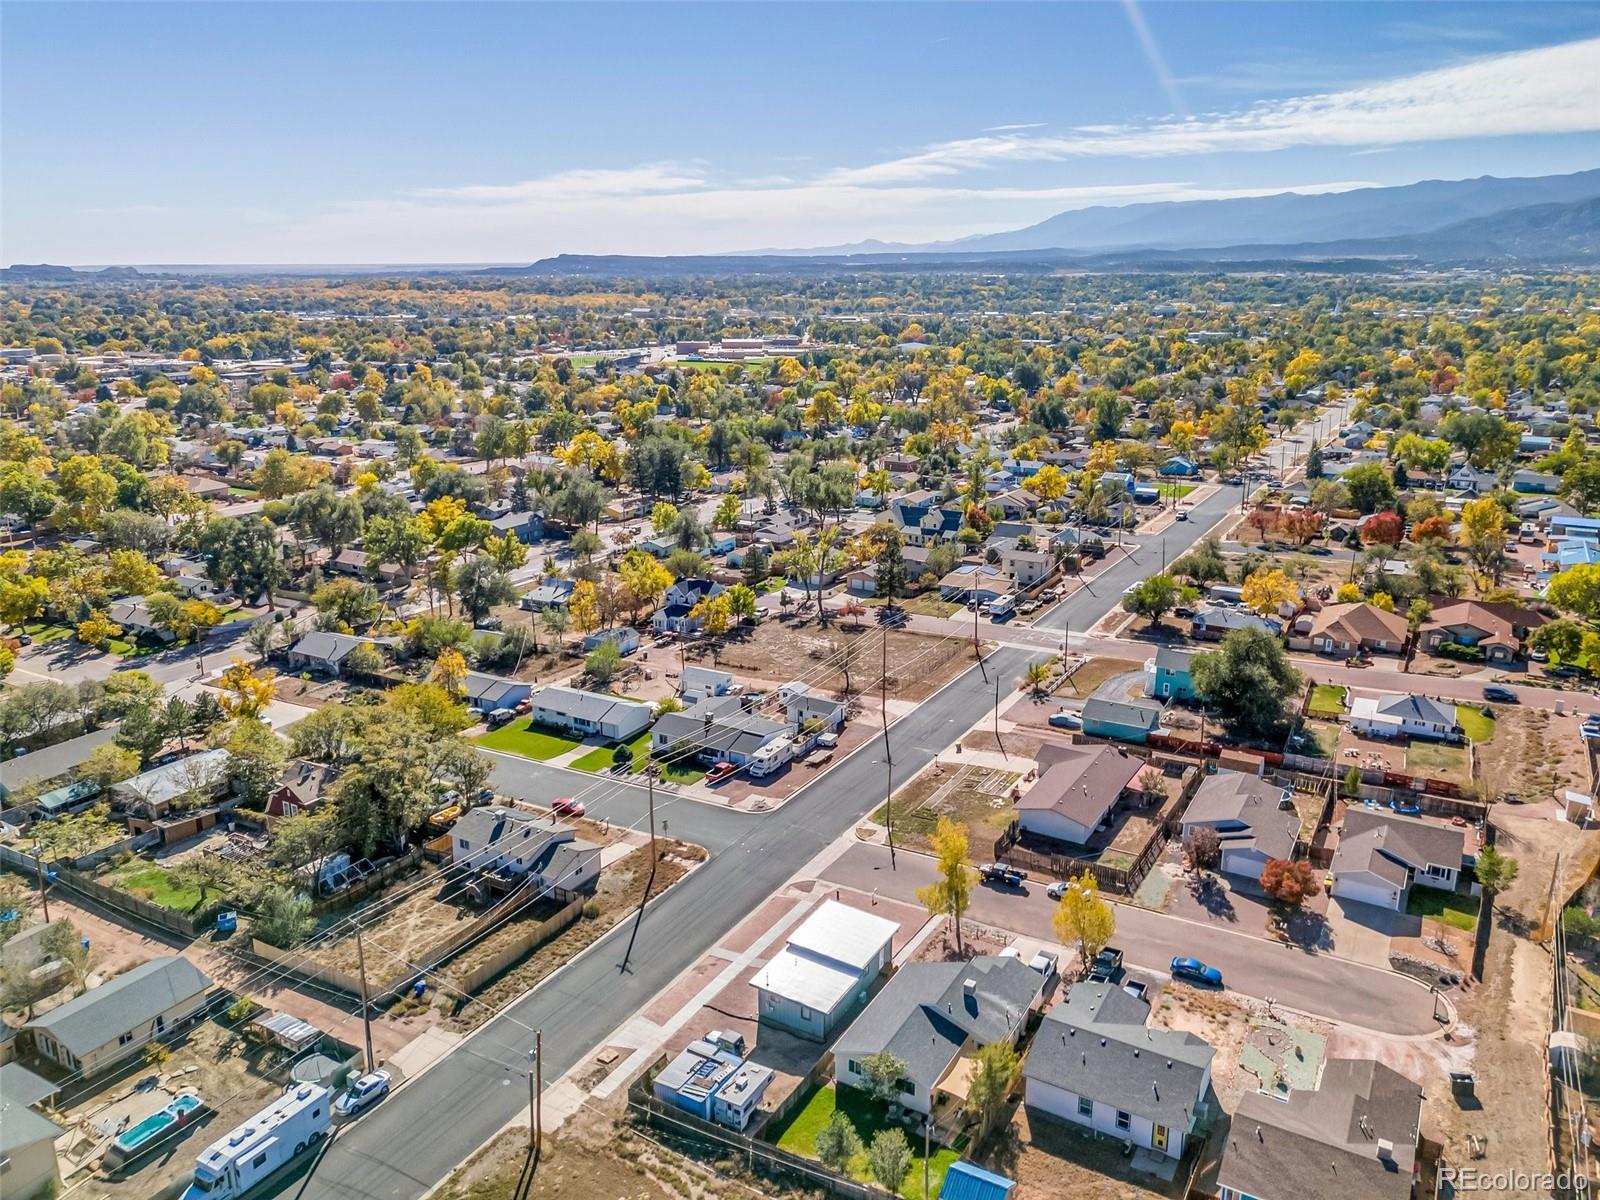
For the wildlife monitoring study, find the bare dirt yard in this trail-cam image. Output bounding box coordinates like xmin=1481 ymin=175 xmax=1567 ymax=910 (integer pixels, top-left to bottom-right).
xmin=705 ymin=617 xmax=978 ymax=703
xmin=1476 ymin=705 xmax=1594 ymax=805
xmin=872 ymin=762 xmax=1022 ymax=857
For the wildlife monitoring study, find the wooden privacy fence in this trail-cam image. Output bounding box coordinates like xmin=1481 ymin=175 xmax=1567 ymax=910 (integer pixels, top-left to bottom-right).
xmin=447 ymin=894 xmax=586 ymax=993
xmin=0 ymin=842 xmax=221 ymax=937
xmin=994 ymin=821 xmax=1168 ymax=895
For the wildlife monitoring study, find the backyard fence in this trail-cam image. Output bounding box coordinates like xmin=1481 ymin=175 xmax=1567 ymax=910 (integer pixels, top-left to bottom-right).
xmin=627 ymin=1055 xmax=900 ymax=1200
xmin=0 ymin=842 xmax=225 ymax=938
xmin=446 ymin=893 xmax=586 ymax=993
xmin=309 ymin=847 xmax=424 ymax=916
xmin=994 ymin=821 xmax=1169 ymax=896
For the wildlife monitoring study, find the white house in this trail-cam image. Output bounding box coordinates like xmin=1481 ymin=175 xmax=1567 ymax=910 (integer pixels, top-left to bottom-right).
xmin=449 ymin=806 xmax=602 ymax=895
xmin=652 ymin=579 xmax=725 ymax=634
xmin=680 ymin=665 xmax=734 ymax=703
xmin=531 ymin=685 xmax=653 ymax=742
xmin=1329 ymin=809 xmax=1466 ymax=911
xmin=750 ymin=900 xmax=897 ymax=1040
xmin=778 ymin=682 xmax=846 ymax=732
xmin=1023 ymin=981 xmax=1215 ymax=1161
xmin=1348 ymin=693 xmax=1458 ymax=742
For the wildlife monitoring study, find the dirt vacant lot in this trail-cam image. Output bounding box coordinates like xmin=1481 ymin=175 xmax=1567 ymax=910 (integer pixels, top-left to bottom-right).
xmin=705 ymin=618 xmax=979 ymax=702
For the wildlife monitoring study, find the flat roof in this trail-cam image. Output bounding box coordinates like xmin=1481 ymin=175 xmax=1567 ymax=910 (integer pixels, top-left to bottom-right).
xmin=782 ymin=900 xmax=897 ymax=972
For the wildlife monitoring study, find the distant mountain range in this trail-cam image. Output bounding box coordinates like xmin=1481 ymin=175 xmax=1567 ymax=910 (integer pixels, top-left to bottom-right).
xmin=759 ymin=169 xmax=1600 ymax=256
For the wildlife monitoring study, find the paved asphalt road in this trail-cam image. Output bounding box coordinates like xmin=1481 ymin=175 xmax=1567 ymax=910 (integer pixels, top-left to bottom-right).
xmin=819 ymin=842 xmax=1440 ymax=1036
xmin=281 ymin=443 xmax=1314 ymax=1200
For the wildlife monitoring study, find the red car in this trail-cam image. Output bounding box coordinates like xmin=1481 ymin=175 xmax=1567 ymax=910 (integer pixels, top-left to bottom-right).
xmin=551 ymin=797 xmax=586 ymax=817
xmin=705 ymin=761 xmax=737 ymax=783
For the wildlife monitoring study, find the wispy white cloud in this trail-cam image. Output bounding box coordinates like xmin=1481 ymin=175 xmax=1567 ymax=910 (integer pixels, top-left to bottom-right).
xmin=983 ymin=122 xmax=1046 ymax=133
xmin=825 ymin=35 xmax=1600 ymax=183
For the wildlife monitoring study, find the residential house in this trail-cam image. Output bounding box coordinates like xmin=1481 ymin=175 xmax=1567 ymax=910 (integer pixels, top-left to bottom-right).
xmin=265 ymin=760 xmax=336 ymax=822
xmin=1190 ymin=606 xmax=1280 ymax=642
xmin=1549 ymin=514 xmax=1600 ymax=540
xmin=1080 ymin=696 xmax=1165 ymax=746
xmin=113 ymin=748 xmax=233 ymax=817
xmin=1001 ymin=545 xmax=1054 ymax=590
xmin=0 ymin=727 xmax=118 ymax=800
xmin=23 ymin=956 xmax=212 ymax=1077
xmin=1303 ymin=603 xmax=1408 ymax=656
xmin=887 ymin=497 xmax=963 ymax=547
xmin=1023 ymin=981 xmax=1215 ymax=1161
xmin=463 ymin=671 xmax=534 ymax=715
xmin=1145 ymin=646 xmax=1197 ymax=701
xmin=173 ymin=574 xmax=225 ymax=600
xmin=175 ymin=471 xmax=232 ymax=501
xmin=1216 ymin=1058 xmax=1423 ymax=1200
xmin=449 ymin=806 xmax=601 ymax=895
xmin=1447 ymin=464 xmax=1499 ymax=494
xmin=106 ymin=597 xmax=175 ymax=643
xmin=1418 ymin=600 xmax=1528 ymax=663
xmin=1017 ymin=743 xmax=1150 ymax=846
xmin=1349 ymin=692 xmax=1458 ymax=742
xmin=582 ymin=626 xmax=641 ymax=656
xmin=519 ymin=577 xmax=574 ymax=611
xmin=1330 ymin=809 xmax=1466 ymax=911
xmin=989 ymin=488 xmax=1040 ymax=520
xmin=1512 ymin=469 xmax=1562 ymax=494
xmin=833 ymin=955 xmax=1044 ymax=1118
xmin=652 ymin=695 xmax=789 ymax=766
xmin=489 ymin=510 xmax=543 ymax=544
xmin=0 ymin=1075 xmax=65 ymax=1200
xmin=751 ymin=900 xmax=897 ymax=1040
xmin=653 ymin=578 xmax=725 ymax=634
xmin=938 ymin=564 xmax=1010 ymax=605
xmin=326 ymin=548 xmax=405 ymax=585
xmin=283 ymin=631 xmax=370 ymax=675
xmin=680 ymin=665 xmax=734 ymax=703
xmin=652 ymin=1032 xmax=773 ymax=1131
xmin=531 ymin=686 xmax=653 ymax=743
xmin=1179 ymin=770 xmax=1298 ymax=879
xmin=778 ymin=681 xmax=846 ymax=732
xmin=1159 ymin=456 xmax=1201 ymax=477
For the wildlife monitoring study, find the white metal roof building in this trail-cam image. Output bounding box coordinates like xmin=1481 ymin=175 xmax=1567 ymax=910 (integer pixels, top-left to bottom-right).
xmin=750 ymin=900 xmax=897 ymax=1041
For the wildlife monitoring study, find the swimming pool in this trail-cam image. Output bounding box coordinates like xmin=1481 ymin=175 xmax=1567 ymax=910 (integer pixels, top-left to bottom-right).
xmin=113 ymin=1093 xmax=203 ymax=1156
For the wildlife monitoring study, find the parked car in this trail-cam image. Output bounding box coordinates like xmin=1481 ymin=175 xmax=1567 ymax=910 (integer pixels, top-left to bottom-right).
xmin=1170 ymin=956 xmax=1223 ymax=987
xmin=1046 ymin=880 xmax=1071 ymax=901
xmin=1581 ymin=720 xmax=1600 ymax=741
xmin=1482 ymin=686 xmax=1518 ymax=703
xmin=1028 ymin=949 xmax=1059 ymax=978
xmin=1530 ymin=647 xmax=1549 ymax=662
xmin=333 ymin=1070 xmax=392 ymax=1119
xmin=1048 ymin=711 xmax=1082 ymax=730
xmin=705 ymin=760 xmax=737 ymax=782
xmin=1388 ymin=799 xmax=1422 ymax=817
xmin=487 ymin=707 xmax=516 ymax=728
xmin=1176 ymin=509 xmax=1189 ymax=522
xmin=1550 ymin=665 xmax=1583 ymax=679
xmin=551 ymin=797 xmax=586 ymax=817
xmin=978 ymin=863 xmax=1025 ymax=887
xmin=1087 ymin=946 xmax=1124 ymax=982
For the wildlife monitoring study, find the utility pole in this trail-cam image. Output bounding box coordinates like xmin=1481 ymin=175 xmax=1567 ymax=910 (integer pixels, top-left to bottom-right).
xmin=923 ymin=1118 xmax=931 ymax=1200
xmin=993 ymin=671 xmax=1006 ymax=760
xmin=882 ymin=627 xmax=895 ymax=870
xmin=529 ymin=1031 xmax=543 ymax=1157
xmin=355 ymin=929 xmax=375 ymax=1071
xmin=32 ymin=850 xmax=50 ymax=923
xmin=620 ymin=765 xmax=658 ymax=973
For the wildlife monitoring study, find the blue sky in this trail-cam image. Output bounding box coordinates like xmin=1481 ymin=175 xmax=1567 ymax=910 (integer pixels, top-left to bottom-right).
xmin=5 ymin=1 xmax=1600 ymax=263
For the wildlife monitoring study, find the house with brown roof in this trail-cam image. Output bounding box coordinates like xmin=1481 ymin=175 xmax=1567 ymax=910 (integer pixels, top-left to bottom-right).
xmin=1418 ymin=599 xmax=1539 ymax=663
xmin=1303 ymin=603 xmax=1408 ymax=656
xmin=1016 ymin=743 xmax=1152 ymax=846
xmin=1329 ymin=809 xmax=1466 ymax=911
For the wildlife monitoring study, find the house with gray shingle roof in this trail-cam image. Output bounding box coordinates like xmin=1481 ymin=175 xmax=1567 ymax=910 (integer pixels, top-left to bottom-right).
xmin=832 ymin=955 xmax=1043 ymax=1117
xmin=24 ymin=955 xmax=212 ymax=1077
xmin=1023 ymin=981 xmax=1215 ymax=1161
xmin=531 ymin=685 xmax=652 ymax=743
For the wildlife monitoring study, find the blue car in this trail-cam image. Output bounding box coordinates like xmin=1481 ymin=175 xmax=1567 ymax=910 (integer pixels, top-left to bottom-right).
xmin=1389 ymin=799 xmax=1422 ymax=817
xmin=1170 ymin=956 xmax=1223 ymax=987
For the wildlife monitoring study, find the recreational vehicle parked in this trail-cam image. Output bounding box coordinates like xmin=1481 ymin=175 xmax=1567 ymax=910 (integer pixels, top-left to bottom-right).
xmin=182 ymin=1085 xmax=332 ymax=1200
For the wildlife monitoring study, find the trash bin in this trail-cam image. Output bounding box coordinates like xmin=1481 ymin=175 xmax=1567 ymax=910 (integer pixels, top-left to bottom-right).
xmin=216 ymin=911 xmax=238 ymax=934
xmin=1450 ymin=1071 xmax=1475 ymax=1098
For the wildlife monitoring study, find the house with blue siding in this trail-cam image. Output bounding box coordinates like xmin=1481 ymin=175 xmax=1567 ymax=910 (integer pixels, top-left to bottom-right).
xmin=1145 ymin=646 xmax=1197 ymax=700
xmin=1081 ymin=696 xmax=1165 ymax=744
xmin=751 ymin=900 xmax=896 ymax=1041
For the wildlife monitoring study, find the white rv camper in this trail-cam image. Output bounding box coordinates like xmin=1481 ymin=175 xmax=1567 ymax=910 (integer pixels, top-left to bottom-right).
xmin=182 ymin=1085 xmax=332 ymax=1200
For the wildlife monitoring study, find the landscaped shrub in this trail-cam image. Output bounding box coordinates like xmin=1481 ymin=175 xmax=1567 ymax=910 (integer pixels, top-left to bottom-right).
xmin=1436 ymin=641 xmax=1485 ymax=663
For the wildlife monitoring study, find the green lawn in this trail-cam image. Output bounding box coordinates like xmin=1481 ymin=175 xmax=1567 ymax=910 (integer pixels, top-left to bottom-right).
xmin=102 ymin=864 xmax=205 ymax=912
xmin=1456 ymin=705 xmax=1496 ymax=743
xmin=474 ymin=720 xmax=582 ymax=760
xmin=770 ymin=1083 xmax=958 ymax=1200
xmin=1308 ymin=685 xmax=1347 ymax=718
xmin=22 ymin=622 xmax=74 ymax=644
xmin=1406 ymin=741 xmax=1469 ymax=783
xmin=1407 ymin=887 xmax=1479 ymax=931
xmin=572 ymin=729 xmax=653 ymax=773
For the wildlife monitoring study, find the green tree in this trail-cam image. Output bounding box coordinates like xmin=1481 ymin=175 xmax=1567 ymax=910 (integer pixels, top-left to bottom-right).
xmin=1121 ymin=572 xmax=1179 ymax=625
xmin=585 ymin=638 xmax=623 ymax=684
xmin=875 ymin=530 xmax=908 ymax=601
xmin=1051 ymin=871 xmax=1116 ymax=971
xmin=814 ymin=1110 xmax=863 ymax=1173
xmin=226 ymin=718 xmax=288 ymax=805
xmin=858 ymin=1051 xmax=909 ymax=1105
xmin=1475 ymin=845 xmax=1519 ymax=895
xmin=1190 ymin=627 xmax=1302 ymax=739
xmin=967 ymin=1041 xmax=1020 ymax=1132
xmin=1341 ymin=463 xmax=1396 ymax=514
xmin=253 ymin=885 xmax=316 ymax=949
xmin=866 ymin=1129 xmax=911 ymax=1193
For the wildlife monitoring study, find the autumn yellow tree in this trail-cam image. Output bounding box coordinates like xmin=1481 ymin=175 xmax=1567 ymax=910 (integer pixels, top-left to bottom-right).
xmin=1240 ymin=568 xmax=1298 ymax=617
xmin=569 ymin=579 xmax=600 ymax=634
xmin=218 ymin=657 xmax=278 ymax=719
xmin=618 ymin=550 xmax=673 ymax=619
xmin=916 ymin=817 xmax=972 ymax=955
xmin=1024 ymin=464 xmax=1069 ymax=501
xmin=76 ymin=612 xmax=122 ymax=649
xmin=690 ymin=593 xmax=732 ymax=636
xmin=431 ymin=646 xmax=468 ymax=697
xmin=1052 ymin=871 xmax=1116 ymax=971
xmin=1459 ymin=496 xmax=1509 ymax=587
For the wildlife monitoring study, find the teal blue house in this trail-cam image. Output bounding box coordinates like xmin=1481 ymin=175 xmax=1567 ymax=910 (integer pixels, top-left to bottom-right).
xmin=1146 ymin=646 xmax=1197 ymax=701
xmin=1081 ymin=696 xmax=1165 ymax=744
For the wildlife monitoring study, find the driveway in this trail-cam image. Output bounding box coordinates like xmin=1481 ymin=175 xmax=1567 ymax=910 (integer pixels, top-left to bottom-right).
xmin=1325 ymin=895 xmax=1420 ymax=968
